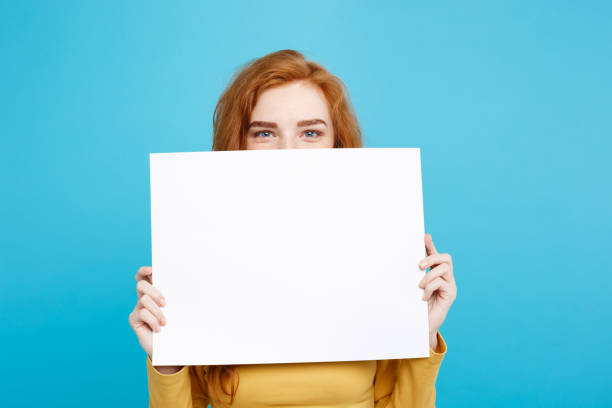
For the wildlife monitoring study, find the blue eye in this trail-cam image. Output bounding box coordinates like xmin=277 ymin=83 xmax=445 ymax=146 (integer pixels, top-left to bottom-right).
xmin=255 ymin=130 xmax=273 ymax=138
xmin=303 ymin=130 xmax=321 ymax=138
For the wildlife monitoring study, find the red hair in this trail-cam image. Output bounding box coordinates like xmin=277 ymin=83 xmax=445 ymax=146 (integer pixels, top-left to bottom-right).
xmin=204 ymin=49 xmax=363 ymax=406
xmin=212 ymin=49 xmax=362 ymax=150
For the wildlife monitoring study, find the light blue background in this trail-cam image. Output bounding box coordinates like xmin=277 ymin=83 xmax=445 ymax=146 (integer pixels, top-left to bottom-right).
xmin=1 ymin=1 xmax=610 ymax=407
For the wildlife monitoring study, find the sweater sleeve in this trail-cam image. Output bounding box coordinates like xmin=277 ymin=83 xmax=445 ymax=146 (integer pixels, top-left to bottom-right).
xmin=373 ymin=330 xmax=447 ymax=408
xmin=146 ymin=355 xmax=210 ymax=408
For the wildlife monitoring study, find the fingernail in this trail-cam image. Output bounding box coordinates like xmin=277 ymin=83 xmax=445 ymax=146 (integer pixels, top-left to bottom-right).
xmin=419 ymin=261 xmax=427 ymax=269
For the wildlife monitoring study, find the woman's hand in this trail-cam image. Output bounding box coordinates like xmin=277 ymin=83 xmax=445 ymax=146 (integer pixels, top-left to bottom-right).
xmin=129 ymin=267 xmax=182 ymax=374
xmin=128 ymin=266 xmax=167 ymax=358
xmin=417 ymin=234 xmax=457 ymax=351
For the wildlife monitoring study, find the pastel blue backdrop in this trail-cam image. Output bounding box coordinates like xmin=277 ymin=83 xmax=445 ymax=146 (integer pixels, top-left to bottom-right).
xmin=1 ymin=1 xmax=610 ymax=407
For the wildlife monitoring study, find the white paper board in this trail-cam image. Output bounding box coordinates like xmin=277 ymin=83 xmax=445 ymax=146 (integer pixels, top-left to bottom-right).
xmin=150 ymin=147 xmax=429 ymax=366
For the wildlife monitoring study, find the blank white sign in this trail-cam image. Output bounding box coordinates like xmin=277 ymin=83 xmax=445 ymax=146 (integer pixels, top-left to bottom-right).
xmin=150 ymin=147 xmax=430 ymax=366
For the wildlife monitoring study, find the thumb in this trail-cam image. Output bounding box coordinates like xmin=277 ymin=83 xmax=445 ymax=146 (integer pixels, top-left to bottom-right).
xmin=425 ymin=233 xmax=438 ymax=256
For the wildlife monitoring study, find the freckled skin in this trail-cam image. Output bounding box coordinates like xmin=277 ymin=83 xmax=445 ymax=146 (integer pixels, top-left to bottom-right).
xmin=246 ymin=80 xmax=335 ymax=150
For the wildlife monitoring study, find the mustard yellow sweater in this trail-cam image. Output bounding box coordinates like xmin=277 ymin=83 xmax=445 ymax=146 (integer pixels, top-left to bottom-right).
xmin=147 ymin=330 xmax=447 ymax=407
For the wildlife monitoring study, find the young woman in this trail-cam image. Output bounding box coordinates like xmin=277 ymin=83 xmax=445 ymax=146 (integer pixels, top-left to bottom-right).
xmin=129 ymin=49 xmax=458 ymax=408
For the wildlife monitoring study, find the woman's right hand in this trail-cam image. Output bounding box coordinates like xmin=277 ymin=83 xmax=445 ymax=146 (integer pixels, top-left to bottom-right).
xmin=128 ymin=266 xmax=167 ymax=358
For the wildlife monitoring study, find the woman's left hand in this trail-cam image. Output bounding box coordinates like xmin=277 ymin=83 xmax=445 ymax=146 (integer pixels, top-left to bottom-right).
xmin=417 ymin=233 xmax=457 ymax=351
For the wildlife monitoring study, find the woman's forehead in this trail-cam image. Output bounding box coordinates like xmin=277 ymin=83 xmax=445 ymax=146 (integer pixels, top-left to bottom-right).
xmin=250 ymin=81 xmax=331 ymax=124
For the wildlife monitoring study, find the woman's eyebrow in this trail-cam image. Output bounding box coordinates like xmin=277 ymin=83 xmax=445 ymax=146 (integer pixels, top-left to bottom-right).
xmin=297 ymin=119 xmax=327 ymax=127
xmin=248 ymin=121 xmax=277 ymax=129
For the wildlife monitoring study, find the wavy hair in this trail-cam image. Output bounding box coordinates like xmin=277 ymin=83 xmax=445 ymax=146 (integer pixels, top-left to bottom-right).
xmin=205 ymin=49 xmax=363 ymax=406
